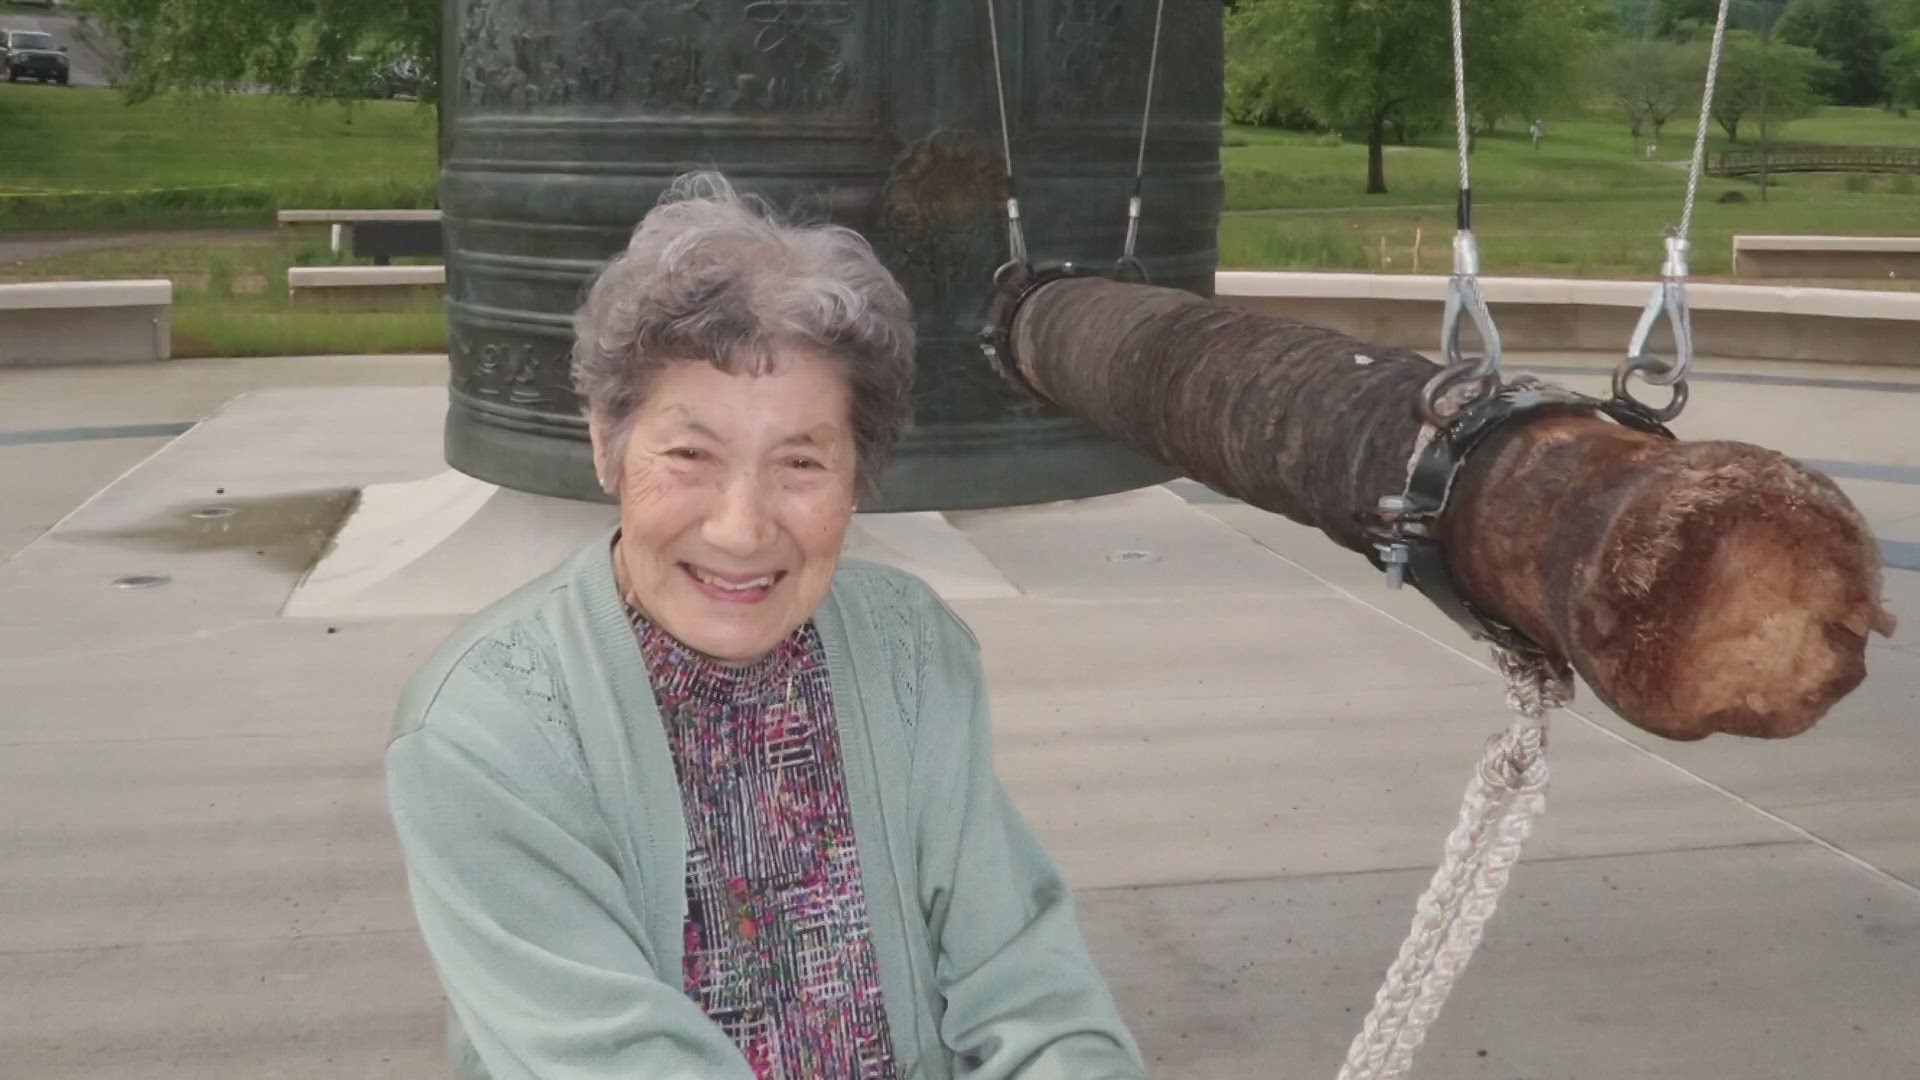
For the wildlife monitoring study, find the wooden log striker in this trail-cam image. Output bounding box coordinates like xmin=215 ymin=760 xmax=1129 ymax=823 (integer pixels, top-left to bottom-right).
xmin=1007 ymin=276 xmax=1896 ymax=741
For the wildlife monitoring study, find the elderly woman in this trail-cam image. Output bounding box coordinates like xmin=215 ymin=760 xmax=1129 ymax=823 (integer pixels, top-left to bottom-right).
xmin=387 ymin=173 xmax=1144 ymax=1080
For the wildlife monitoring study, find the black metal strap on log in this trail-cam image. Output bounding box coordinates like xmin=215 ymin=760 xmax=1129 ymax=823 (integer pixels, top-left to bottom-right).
xmin=979 ymin=259 xmax=1096 ymax=402
xmin=1369 ymin=380 xmax=1677 ymax=657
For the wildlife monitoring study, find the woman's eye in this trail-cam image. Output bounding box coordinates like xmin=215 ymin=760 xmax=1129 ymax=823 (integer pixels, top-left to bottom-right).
xmin=786 ymin=456 xmax=824 ymax=471
xmin=667 ymin=447 xmax=705 ymax=462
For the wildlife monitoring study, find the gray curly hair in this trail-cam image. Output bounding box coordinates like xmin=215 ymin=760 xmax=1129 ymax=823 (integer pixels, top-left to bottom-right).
xmin=571 ymin=172 xmax=916 ymax=497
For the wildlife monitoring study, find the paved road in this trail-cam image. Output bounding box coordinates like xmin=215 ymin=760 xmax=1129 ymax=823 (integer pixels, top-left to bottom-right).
xmin=0 ymin=7 xmax=118 ymax=87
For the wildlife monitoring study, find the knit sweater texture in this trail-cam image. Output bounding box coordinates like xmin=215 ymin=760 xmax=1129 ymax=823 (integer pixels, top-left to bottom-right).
xmin=386 ymin=532 xmax=1146 ymax=1080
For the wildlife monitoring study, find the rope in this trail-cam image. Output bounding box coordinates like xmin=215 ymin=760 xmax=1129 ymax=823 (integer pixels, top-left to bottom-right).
xmin=1617 ymin=0 xmax=1732 ymax=404
xmin=1448 ymin=0 xmax=1473 ymax=227
xmin=1119 ymin=0 xmax=1170 ymax=273
xmin=981 ymin=0 xmax=1027 ymax=265
xmin=1335 ymin=632 xmax=1569 ymax=1080
xmin=1130 ymin=0 xmax=1168 ymax=189
xmin=1678 ymin=0 xmax=1735 ymax=242
xmin=1423 ymin=0 xmax=1502 ymax=426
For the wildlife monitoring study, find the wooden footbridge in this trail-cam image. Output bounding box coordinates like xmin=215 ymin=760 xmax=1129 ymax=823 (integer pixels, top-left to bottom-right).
xmin=1710 ymin=145 xmax=1920 ymax=178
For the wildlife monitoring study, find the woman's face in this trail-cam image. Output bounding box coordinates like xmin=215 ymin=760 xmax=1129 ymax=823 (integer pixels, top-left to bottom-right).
xmin=595 ymin=351 xmax=859 ymax=664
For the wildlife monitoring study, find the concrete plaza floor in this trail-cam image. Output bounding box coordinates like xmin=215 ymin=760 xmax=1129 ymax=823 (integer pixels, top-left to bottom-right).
xmin=1 ymin=353 xmax=1916 ymax=1079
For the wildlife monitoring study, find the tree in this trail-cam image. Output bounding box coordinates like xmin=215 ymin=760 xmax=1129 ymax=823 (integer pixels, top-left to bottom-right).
xmin=1225 ymin=13 xmax=1327 ymax=130
xmin=1777 ymin=0 xmax=1894 ymax=105
xmin=1647 ymin=0 xmax=1797 ymax=42
xmin=86 ymin=0 xmax=437 ymax=103
xmin=1470 ymin=0 xmax=1610 ymax=132
xmin=1227 ymin=0 xmax=1596 ymax=195
xmin=1886 ymin=28 xmax=1920 ymax=109
xmin=1651 ymin=0 xmax=1724 ymax=37
xmin=1709 ymin=30 xmax=1829 ymax=140
xmin=1227 ymin=0 xmax=1449 ymax=194
xmin=1598 ymin=38 xmax=1702 ymax=142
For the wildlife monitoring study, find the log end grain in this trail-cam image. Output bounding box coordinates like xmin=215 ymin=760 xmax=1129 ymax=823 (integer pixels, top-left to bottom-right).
xmin=1453 ymin=418 xmax=1896 ymax=741
xmin=1582 ymin=441 xmax=1895 ymax=740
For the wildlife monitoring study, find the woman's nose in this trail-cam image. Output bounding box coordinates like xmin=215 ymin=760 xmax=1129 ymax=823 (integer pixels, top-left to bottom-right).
xmin=701 ymin=474 xmax=774 ymax=557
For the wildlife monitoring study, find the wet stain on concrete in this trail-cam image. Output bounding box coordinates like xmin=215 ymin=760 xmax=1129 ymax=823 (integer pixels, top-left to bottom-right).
xmin=67 ymin=488 xmax=361 ymax=571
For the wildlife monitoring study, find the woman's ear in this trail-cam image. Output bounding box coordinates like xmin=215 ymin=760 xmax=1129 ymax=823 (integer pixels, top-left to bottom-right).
xmin=586 ymin=412 xmax=620 ymax=496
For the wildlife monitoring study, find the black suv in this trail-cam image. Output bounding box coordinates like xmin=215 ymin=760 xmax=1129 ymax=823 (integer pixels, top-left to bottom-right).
xmin=2 ymin=29 xmax=71 ymax=85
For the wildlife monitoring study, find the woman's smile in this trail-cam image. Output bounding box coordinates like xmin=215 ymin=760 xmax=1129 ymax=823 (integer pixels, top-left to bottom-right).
xmin=681 ymin=562 xmax=786 ymax=603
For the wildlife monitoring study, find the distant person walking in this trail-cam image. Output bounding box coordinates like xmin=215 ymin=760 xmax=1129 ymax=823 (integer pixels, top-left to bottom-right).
xmin=1528 ymin=119 xmax=1545 ymax=149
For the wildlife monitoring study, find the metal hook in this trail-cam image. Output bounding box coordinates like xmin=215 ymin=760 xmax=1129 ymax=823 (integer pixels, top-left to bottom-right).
xmin=1632 ymin=236 xmax=1694 ymax=383
xmin=1113 ymin=195 xmax=1152 ymax=284
xmin=1614 ymin=235 xmax=1695 ymax=421
xmin=1421 ymin=231 xmax=1503 ymax=426
xmin=1004 ymin=197 xmax=1029 ymax=267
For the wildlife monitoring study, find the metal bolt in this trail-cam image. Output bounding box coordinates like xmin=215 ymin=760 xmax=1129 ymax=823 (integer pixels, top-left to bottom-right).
xmin=113 ymin=574 xmax=171 ymax=589
xmin=191 ymin=506 xmax=234 ymax=520
xmin=1377 ymin=495 xmax=1409 ymax=515
xmin=1108 ymin=550 xmax=1160 ymax=564
xmin=1378 ymin=544 xmax=1410 ymax=590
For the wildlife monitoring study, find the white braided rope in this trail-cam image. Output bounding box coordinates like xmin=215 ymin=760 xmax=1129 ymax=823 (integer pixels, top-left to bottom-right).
xmin=1335 ymin=648 xmax=1568 ymax=1080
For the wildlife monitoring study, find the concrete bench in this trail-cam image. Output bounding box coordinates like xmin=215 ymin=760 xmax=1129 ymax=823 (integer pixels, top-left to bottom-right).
xmin=1214 ymin=271 xmax=1920 ymax=367
xmin=277 ymin=209 xmax=443 ymax=257
xmin=0 ymin=280 xmax=171 ymax=367
xmin=287 ymin=264 xmax=445 ymax=307
xmin=1732 ymin=235 xmax=1920 ymax=280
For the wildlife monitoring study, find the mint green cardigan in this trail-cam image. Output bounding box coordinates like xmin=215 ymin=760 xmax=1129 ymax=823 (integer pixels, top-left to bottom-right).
xmin=387 ymin=533 xmax=1145 ymax=1080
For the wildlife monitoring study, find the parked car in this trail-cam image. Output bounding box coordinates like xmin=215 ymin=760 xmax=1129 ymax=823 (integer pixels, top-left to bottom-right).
xmin=2 ymin=29 xmax=70 ymax=85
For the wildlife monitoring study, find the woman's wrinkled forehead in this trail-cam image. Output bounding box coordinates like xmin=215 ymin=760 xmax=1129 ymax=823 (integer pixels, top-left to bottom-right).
xmin=632 ymin=359 xmax=854 ymax=455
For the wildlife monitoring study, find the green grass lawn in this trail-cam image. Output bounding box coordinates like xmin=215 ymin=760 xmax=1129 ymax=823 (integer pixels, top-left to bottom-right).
xmin=0 ymin=85 xmax=436 ymax=229
xmin=1219 ymin=107 xmax=1920 ymax=273
xmin=0 ymin=232 xmax=448 ymax=356
xmin=3 ymin=88 xmax=1919 ymax=355
xmin=1220 ymin=187 xmax=1920 ymax=277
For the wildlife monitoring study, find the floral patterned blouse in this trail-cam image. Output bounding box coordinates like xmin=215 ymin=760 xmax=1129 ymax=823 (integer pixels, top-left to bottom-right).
xmin=629 ymin=605 xmax=899 ymax=1080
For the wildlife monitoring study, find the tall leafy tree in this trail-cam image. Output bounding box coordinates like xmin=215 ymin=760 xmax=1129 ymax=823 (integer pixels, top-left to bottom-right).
xmin=87 ymin=0 xmax=438 ymax=103
xmin=1227 ymin=0 xmax=1596 ymax=195
xmin=1891 ymin=0 xmax=1920 ymax=34
xmin=1648 ymin=0 xmax=1798 ymax=42
xmin=1598 ymin=38 xmax=1702 ymax=142
xmin=1709 ymin=29 xmax=1830 ymax=139
xmin=1470 ymin=0 xmax=1608 ymax=132
xmin=1885 ymin=27 xmax=1920 ymax=108
xmin=1227 ymin=0 xmax=1450 ymax=194
xmin=1778 ymin=0 xmax=1894 ymax=104
xmin=1652 ymin=0 xmax=1725 ymax=36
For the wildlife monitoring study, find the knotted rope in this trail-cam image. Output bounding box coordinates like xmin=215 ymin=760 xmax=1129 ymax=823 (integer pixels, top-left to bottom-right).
xmin=1335 ymin=647 xmax=1570 ymax=1080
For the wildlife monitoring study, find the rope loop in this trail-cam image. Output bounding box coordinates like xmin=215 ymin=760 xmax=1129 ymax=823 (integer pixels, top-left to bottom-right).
xmin=1336 ymin=648 xmax=1569 ymax=1080
xmin=1479 ymin=725 xmax=1549 ymax=794
xmin=1112 ymin=253 xmax=1151 ymax=285
xmin=1612 ymin=353 xmax=1691 ymax=423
